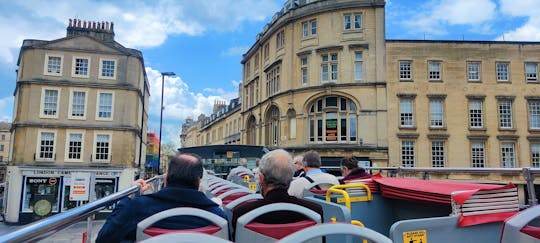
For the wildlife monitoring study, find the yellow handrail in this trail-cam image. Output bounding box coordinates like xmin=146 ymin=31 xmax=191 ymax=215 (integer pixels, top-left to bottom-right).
xmin=325 ymin=183 xmax=372 ymax=210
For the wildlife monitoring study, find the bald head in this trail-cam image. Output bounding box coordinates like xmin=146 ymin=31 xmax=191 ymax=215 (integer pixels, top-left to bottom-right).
xmin=259 ymin=149 xmax=294 ymax=189
xmin=167 ymin=153 xmax=203 ymax=189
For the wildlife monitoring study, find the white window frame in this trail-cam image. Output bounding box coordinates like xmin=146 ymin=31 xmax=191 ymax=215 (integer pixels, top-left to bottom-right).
xmin=401 ymin=140 xmax=415 ymax=167
xmin=501 ymin=142 xmax=516 ymax=168
xmin=498 ymin=99 xmax=513 ymax=129
xmin=530 ymin=100 xmax=540 ymax=130
xmin=399 ymin=60 xmax=412 ymax=81
xmin=65 ymin=130 xmax=85 ymax=162
xmin=496 ymin=62 xmax=510 ymax=82
xmin=467 ymin=61 xmax=481 ymax=81
xmin=39 ymin=87 xmax=61 ymax=119
xmin=429 ymin=98 xmax=444 ymax=128
xmin=471 ymin=141 xmax=486 ymax=167
xmin=302 ymin=19 xmax=317 ymax=38
xmin=469 ymin=99 xmax=484 ymax=129
xmin=343 ymin=13 xmax=362 ymax=30
xmin=93 ymin=132 xmax=112 ymax=163
xmin=428 ymin=61 xmax=441 ymax=81
xmin=43 ymin=54 xmax=63 ymax=76
xmin=526 ymin=62 xmax=538 ymax=82
xmin=71 ymin=56 xmax=90 ymax=78
xmin=431 ymin=140 xmax=445 ymax=167
xmin=276 ymin=30 xmax=285 ymax=50
xmin=354 ymin=51 xmax=363 ymax=81
xmin=301 ymin=57 xmax=308 ymax=85
xmin=36 ymin=130 xmax=56 ymax=161
xmin=96 ymin=91 xmax=114 ymax=121
xmin=98 ymin=58 xmax=117 ymax=80
xmin=320 ymin=53 xmax=338 ymax=82
xmin=532 ymin=143 xmax=540 ymax=168
xmin=400 ymin=98 xmax=414 ymax=127
xmin=68 ymin=89 xmax=88 ymax=120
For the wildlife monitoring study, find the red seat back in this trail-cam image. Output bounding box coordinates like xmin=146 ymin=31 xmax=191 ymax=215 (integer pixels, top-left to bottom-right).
xmin=143 ymin=225 xmax=221 ymax=237
xmin=244 ymin=220 xmax=317 ymax=239
xmin=222 ymin=192 xmax=249 ymax=205
xmin=520 ymin=225 xmax=540 ymax=239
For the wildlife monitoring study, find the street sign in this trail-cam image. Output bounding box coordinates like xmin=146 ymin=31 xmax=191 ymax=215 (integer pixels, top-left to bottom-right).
xmin=69 ymin=173 xmax=91 ymax=201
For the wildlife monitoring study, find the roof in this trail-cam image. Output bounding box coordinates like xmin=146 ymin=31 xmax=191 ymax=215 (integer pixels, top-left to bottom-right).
xmin=0 ymin=122 xmax=11 ymax=130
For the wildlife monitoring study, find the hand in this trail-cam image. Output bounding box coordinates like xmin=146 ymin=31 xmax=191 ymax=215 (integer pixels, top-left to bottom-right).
xmin=133 ymin=179 xmax=151 ymax=193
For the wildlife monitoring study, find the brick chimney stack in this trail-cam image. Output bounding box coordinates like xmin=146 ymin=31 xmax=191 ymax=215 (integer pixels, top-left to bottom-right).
xmin=66 ymin=18 xmax=115 ymax=42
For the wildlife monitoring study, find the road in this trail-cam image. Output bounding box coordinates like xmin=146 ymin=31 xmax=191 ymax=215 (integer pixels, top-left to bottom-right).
xmin=0 ymin=220 xmax=105 ymax=242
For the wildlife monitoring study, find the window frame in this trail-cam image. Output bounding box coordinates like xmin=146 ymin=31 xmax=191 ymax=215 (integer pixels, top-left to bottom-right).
xmin=68 ymin=89 xmax=88 ymax=120
xmin=399 ymin=98 xmax=415 ymax=127
xmin=529 ymin=99 xmax=540 ymax=130
xmin=36 ymin=130 xmax=57 ymax=161
xmin=96 ymin=91 xmax=115 ymax=121
xmin=71 ymin=56 xmax=90 ymax=78
xmin=93 ymin=132 xmax=112 ymax=163
xmin=526 ymin=62 xmax=539 ymax=82
xmin=431 ymin=140 xmax=445 ymax=167
xmin=43 ymin=54 xmax=63 ymax=76
xmin=65 ymin=130 xmax=85 ymax=162
xmin=467 ymin=61 xmax=481 ymax=82
xmin=498 ymin=99 xmax=514 ymax=129
xmin=276 ymin=30 xmax=285 ymax=50
xmin=401 ymin=140 xmax=415 ymax=167
xmin=307 ymin=96 xmax=358 ymax=143
xmin=429 ymin=98 xmax=444 ymax=128
xmin=343 ymin=13 xmax=362 ymax=31
xmin=39 ymin=87 xmax=61 ymax=119
xmin=469 ymin=99 xmax=484 ymax=129
xmin=399 ymin=60 xmax=412 ymax=81
xmin=500 ymin=142 xmax=516 ymax=168
xmin=354 ymin=51 xmax=363 ymax=81
xmin=301 ymin=57 xmax=308 ymax=85
xmin=471 ymin=141 xmax=486 ymax=168
xmin=428 ymin=61 xmax=442 ymax=81
xmin=496 ymin=62 xmax=510 ymax=82
xmin=320 ymin=53 xmax=338 ymax=83
xmin=98 ymin=58 xmax=117 ymax=80
xmin=532 ymin=143 xmax=540 ymax=168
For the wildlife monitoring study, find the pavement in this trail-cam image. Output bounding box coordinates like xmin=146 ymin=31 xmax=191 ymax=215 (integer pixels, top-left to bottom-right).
xmin=0 ymin=219 xmax=106 ymax=243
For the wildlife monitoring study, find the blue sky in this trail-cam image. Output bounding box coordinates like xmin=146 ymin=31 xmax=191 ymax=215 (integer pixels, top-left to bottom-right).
xmin=1 ymin=0 xmax=540 ymax=147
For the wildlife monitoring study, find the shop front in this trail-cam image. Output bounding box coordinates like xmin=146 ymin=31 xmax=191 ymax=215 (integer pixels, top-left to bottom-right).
xmin=4 ymin=166 xmax=136 ymax=224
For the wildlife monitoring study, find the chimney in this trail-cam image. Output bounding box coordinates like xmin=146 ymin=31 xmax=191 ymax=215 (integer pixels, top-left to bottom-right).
xmin=66 ymin=18 xmax=115 ymax=42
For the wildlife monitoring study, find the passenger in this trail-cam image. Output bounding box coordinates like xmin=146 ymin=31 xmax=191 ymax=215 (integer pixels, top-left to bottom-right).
xmin=226 ymin=158 xmax=254 ymax=183
xmin=231 ymin=149 xmax=323 ymax=232
xmin=339 ymin=156 xmax=371 ymax=184
xmin=292 ymin=155 xmax=306 ymax=178
xmin=96 ymin=153 xmax=227 ymax=243
xmin=252 ymin=159 xmax=260 ymax=178
xmin=288 ymin=150 xmax=339 ymax=198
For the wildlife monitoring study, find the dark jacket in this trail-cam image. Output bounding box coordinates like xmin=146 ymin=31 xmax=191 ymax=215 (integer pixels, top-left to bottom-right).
xmin=294 ymin=169 xmax=306 ymax=177
xmin=339 ymin=168 xmax=371 ymax=184
xmin=96 ymin=186 xmax=226 ymax=243
xmin=231 ymin=188 xmax=323 ymax=231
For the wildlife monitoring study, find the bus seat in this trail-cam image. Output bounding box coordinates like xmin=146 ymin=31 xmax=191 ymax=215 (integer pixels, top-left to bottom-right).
xmin=235 ymin=203 xmax=322 ymax=243
xmin=139 ymin=232 xmax=232 ymax=243
xmin=501 ymin=205 xmax=540 ymax=243
xmin=277 ymin=223 xmax=392 ymax=243
xmin=136 ymin=207 xmax=228 ymax=241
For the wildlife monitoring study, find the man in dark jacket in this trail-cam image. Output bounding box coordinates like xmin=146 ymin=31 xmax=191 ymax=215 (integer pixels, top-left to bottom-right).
xmin=231 ymin=149 xmax=323 ymax=232
xmin=96 ymin=153 xmax=227 ymax=243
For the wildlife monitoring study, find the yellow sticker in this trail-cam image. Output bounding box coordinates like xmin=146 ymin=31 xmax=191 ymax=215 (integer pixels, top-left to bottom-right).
xmin=403 ymin=230 xmax=427 ymax=243
xmin=249 ymin=182 xmax=257 ymax=191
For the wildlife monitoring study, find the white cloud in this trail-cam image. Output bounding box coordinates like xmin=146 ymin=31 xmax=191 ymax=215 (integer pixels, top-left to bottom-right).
xmin=231 ymin=80 xmax=241 ymax=87
xmin=496 ymin=0 xmax=540 ymax=41
xmin=403 ymin=0 xmax=496 ymax=36
xmin=146 ymin=66 xmax=237 ymax=122
xmin=0 ymin=0 xmax=279 ymax=64
xmin=222 ymin=46 xmax=249 ymax=56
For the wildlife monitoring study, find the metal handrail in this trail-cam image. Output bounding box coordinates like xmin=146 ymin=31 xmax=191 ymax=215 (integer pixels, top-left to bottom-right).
xmin=0 ymin=175 xmax=163 ymax=243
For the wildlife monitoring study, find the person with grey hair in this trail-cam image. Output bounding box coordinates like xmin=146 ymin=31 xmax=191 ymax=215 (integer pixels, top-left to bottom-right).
xmin=231 ymin=149 xmax=323 ymax=232
xmin=227 ymin=158 xmax=254 ymax=184
xmin=288 ymin=150 xmax=339 ymax=198
xmin=292 ymin=155 xmax=305 ymax=178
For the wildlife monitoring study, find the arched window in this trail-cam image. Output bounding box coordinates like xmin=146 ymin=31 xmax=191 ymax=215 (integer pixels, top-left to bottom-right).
xmin=246 ymin=116 xmax=257 ymax=145
xmin=308 ymin=96 xmax=357 ymax=143
xmin=265 ymin=106 xmax=280 ymax=145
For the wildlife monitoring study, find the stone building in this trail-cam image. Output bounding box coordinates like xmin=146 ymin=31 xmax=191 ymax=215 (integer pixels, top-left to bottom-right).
xmin=0 ymin=122 xmax=11 ymax=181
xmin=5 ymin=19 xmax=149 ymax=224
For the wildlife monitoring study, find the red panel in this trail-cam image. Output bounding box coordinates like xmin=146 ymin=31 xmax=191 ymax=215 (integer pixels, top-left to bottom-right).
xmin=214 ymin=188 xmax=232 ymax=196
xmin=222 ymin=193 xmax=249 ymax=205
xmin=458 ymin=211 xmax=518 ymax=227
xmin=521 ymin=225 xmax=540 ymax=239
xmin=143 ymin=225 xmax=221 ymax=237
xmin=245 ymin=220 xmax=317 ymax=239
xmin=309 ymin=189 xmax=327 ymax=195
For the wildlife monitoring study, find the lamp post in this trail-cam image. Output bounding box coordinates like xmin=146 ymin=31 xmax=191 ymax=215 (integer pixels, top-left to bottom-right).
xmin=158 ymin=71 xmax=175 ymax=175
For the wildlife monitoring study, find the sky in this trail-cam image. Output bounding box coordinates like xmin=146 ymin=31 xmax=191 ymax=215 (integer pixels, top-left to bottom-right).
xmin=1 ymin=0 xmax=540 ymax=148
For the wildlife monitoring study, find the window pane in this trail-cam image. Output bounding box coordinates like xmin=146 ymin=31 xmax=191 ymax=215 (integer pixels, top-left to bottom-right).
xmin=71 ymin=91 xmax=86 ymax=117
xmin=101 ymin=60 xmax=115 ymax=77
xmin=501 ymin=143 xmax=515 ymax=168
xmin=98 ymin=93 xmax=113 ymax=118
xmin=401 ymin=140 xmax=415 ymax=167
xmin=471 ymin=142 xmax=485 ymax=167
xmin=469 ymin=100 xmax=483 ymax=128
xmin=529 ymin=100 xmax=540 ymax=129
xmin=498 ymin=100 xmax=513 ymax=128
xmin=43 ymin=89 xmax=58 ymax=116
xmin=532 ymin=143 xmax=540 ymax=168
xmin=430 ymin=99 xmax=444 ymax=127
xmin=431 ymin=141 xmax=445 ymax=167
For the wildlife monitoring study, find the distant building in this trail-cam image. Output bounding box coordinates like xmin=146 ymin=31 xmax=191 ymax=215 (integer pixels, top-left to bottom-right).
xmin=0 ymin=122 xmax=11 ymax=181
xmin=145 ymin=131 xmax=159 ymax=176
xmin=180 ymin=0 xmax=540 ymax=195
xmin=5 ymin=19 xmax=149 ymax=224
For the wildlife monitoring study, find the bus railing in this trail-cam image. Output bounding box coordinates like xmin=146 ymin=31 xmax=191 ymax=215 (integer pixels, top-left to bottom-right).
xmin=0 ymin=175 xmax=163 ymax=243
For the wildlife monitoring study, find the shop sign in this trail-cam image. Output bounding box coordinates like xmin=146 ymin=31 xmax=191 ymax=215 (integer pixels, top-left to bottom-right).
xmin=22 ymin=168 xmax=120 ymax=177
xmin=69 ymin=173 xmax=91 ymax=201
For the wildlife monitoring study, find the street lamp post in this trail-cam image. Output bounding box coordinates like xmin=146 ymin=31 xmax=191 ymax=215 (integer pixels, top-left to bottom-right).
xmin=158 ymin=71 xmax=175 ymax=175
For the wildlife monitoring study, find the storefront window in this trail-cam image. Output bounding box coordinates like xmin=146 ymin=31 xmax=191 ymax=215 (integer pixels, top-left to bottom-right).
xmin=308 ymin=96 xmax=359 ymax=143
xmin=22 ymin=177 xmax=60 ymax=216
